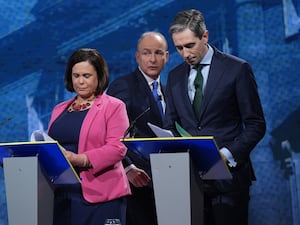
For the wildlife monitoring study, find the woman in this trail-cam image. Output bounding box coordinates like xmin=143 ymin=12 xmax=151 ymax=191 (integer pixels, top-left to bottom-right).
xmin=48 ymin=48 xmax=131 ymax=225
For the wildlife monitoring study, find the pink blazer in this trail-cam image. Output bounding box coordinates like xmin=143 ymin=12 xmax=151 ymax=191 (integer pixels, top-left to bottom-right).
xmin=48 ymin=93 xmax=131 ymax=203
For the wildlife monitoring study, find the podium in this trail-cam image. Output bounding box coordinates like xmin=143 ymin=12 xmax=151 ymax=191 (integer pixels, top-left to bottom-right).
xmin=122 ymin=137 xmax=232 ymax=225
xmin=0 ymin=141 xmax=80 ymax=225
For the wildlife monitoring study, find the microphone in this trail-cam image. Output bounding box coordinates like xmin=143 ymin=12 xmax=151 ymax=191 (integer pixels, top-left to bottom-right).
xmin=0 ymin=117 xmax=12 ymax=126
xmin=123 ymin=107 xmax=150 ymax=138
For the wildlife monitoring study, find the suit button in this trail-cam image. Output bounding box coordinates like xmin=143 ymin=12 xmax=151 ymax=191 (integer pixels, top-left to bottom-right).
xmin=198 ymin=126 xmax=202 ymax=130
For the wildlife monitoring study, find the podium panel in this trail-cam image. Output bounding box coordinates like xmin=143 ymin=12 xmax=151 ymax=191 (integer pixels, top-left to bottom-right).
xmin=3 ymin=157 xmax=53 ymax=225
xmin=150 ymin=153 xmax=204 ymax=225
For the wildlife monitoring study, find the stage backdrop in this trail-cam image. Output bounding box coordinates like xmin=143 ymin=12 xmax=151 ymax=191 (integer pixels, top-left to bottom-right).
xmin=0 ymin=1 xmax=300 ymax=225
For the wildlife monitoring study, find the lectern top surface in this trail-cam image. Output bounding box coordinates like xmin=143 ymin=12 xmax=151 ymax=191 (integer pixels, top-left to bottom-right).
xmin=0 ymin=141 xmax=80 ymax=185
xmin=122 ymin=136 xmax=233 ymax=179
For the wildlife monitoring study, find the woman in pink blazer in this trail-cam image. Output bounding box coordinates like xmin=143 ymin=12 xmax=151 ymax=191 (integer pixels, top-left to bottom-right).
xmin=48 ymin=48 xmax=131 ymax=225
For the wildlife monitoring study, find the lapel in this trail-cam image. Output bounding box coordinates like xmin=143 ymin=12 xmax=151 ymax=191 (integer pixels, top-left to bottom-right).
xmin=171 ymin=63 xmax=196 ymax=119
xmin=78 ymin=95 xmax=103 ymax=142
xmin=133 ymin=69 xmax=163 ymax=122
xmin=199 ymin=47 xmax=226 ymax=120
xmin=134 ymin=69 xmax=152 ymax=104
xmin=134 ymin=69 xmax=165 ymax=98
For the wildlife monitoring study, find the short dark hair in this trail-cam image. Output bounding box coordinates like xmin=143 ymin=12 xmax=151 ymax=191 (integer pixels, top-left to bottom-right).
xmin=169 ymin=9 xmax=206 ymax=39
xmin=64 ymin=48 xmax=109 ymax=95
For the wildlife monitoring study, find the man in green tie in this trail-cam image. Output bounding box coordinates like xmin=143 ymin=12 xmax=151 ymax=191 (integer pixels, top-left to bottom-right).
xmin=164 ymin=9 xmax=266 ymax=225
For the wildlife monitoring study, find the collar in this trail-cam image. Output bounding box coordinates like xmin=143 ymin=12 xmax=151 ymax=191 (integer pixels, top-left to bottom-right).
xmin=190 ymin=44 xmax=214 ymax=70
xmin=138 ymin=66 xmax=161 ymax=85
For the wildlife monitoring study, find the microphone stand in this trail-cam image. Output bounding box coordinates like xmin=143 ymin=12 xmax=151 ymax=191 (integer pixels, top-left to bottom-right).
xmin=123 ymin=107 xmax=150 ymax=138
xmin=0 ymin=117 xmax=12 ymax=126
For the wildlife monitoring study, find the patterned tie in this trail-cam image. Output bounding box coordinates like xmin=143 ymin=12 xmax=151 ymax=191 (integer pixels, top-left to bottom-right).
xmin=152 ymin=81 xmax=164 ymax=118
xmin=193 ymin=64 xmax=203 ymax=118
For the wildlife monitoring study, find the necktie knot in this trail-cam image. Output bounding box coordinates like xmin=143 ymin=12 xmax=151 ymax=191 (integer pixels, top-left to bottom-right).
xmin=194 ymin=63 xmax=204 ymax=70
xmin=193 ymin=64 xmax=204 ymax=73
xmin=152 ymin=80 xmax=158 ymax=90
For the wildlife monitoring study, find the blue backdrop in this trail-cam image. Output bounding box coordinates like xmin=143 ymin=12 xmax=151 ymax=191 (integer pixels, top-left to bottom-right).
xmin=1 ymin=0 xmax=300 ymax=224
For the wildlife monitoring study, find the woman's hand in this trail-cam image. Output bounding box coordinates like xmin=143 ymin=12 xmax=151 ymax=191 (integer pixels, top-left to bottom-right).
xmin=64 ymin=150 xmax=91 ymax=167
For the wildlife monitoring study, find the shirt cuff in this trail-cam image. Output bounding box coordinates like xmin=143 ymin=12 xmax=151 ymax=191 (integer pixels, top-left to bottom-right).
xmin=124 ymin=164 xmax=137 ymax=174
xmin=220 ymin=147 xmax=237 ymax=167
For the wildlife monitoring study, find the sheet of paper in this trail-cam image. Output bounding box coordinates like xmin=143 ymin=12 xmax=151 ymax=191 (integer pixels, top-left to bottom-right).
xmin=30 ymin=130 xmax=54 ymax=142
xmin=147 ymin=122 xmax=174 ymax=137
xmin=30 ymin=130 xmax=67 ymax=151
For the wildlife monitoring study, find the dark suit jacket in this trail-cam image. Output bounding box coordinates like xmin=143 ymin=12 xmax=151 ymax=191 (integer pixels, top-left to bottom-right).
xmin=164 ymin=46 xmax=266 ymax=192
xmin=107 ymin=68 xmax=165 ymax=176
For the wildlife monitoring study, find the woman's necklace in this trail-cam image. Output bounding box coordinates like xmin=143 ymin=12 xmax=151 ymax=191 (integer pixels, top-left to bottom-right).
xmin=68 ymin=96 xmax=95 ymax=112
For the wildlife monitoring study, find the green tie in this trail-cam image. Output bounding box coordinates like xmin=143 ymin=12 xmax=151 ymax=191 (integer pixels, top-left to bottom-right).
xmin=193 ymin=64 xmax=203 ymax=117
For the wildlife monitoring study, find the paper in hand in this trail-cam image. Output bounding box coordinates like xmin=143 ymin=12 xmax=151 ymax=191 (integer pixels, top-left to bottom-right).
xmin=30 ymin=130 xmax=67 ymax=152
xmin=30 ymin=130 xmax=55 ymax=142
xmin=147 ymin=122 xmax=174 ymax=137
